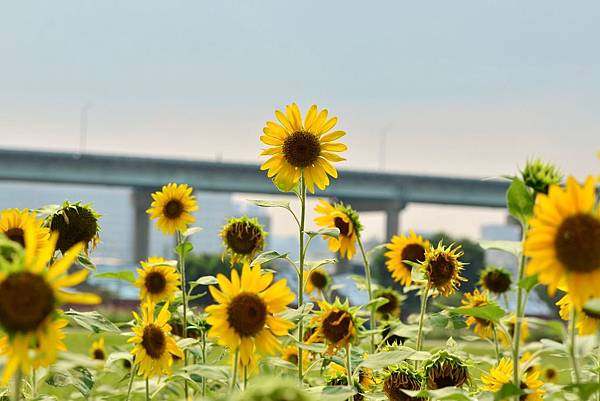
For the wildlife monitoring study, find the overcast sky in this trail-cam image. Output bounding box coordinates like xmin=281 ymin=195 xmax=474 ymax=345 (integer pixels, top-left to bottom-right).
xmin=1 ymin=1 xmax=598 ymax=239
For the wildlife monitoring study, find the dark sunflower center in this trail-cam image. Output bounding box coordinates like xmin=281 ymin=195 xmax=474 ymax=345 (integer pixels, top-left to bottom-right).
xmin=545 ymin=368 xmax=557 ymax=380
xmin=377 ymin=293 xmax=398 ymax=315
xmin=4 ymin=228 xmax=25 ymax=248
xmin=384 ymin=371 xmax=423 ymax=401
xmin=50 ymin=206 xmax=98 ymax=253
xmin=287 ymin=353 xmax=299 ymax=366
xmin=483 ymin=270 xmax=511 ymax=294
xmin=141 ymin=324 xmax=166 ymax=359
xmin=554 ymin=213 xmax=600 ymax=273
xmin=401 ymin=244 xmax=426 ymax=270
xmin=145 ymin=271 xmax=167 ymax=294
xmin=93 ymin=349 xmax=105 ymax=360
xmin=310 ymin=271 xmax=328 ymax=289
xmin=322 ymin=310 xmax=352 ymax=343
xmin=225 ymin=223 xmax=262 ymax=255
xmin=519 ymin=382 xmax=529 ymax=401
xmin=428 ymin=256 xmax=456 ymax=288
xmin=227 ymin=292 xmax=267 ymax=337
xmin=427 ymin=363 xmax=468 ymax=389
xmin=0 ymin=272 xmax=55 ymax=333
xmin=334 ymin=217 xmax=351 ymax=237
xmin=282 ymin=131 xmax=321 ymax=168
xmin=163 ymin=200 xmax=184 ymax=219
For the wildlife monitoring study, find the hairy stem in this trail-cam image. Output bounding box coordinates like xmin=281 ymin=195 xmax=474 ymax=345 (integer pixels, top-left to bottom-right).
xmin=230 ymin=348 xmax=240 ymax=392
xmin=357 ymin=235 xmax=376 ymax=354
xmin=512 ymin=222 xmax=528 ymax=401
xmin=177 ymin=231 xmax=190 ymax=400
xmin=345 ymin=343 xmax=354 ymax=389
xmin=492 ymin=325 xmax=501 ymax=363
xmin=569 ymin=308 xmax=582 ymax=384
xmin=416 ymin=284 xmax=431 ymax=353
xmin=297 ymin=177 xmax=307 ymax=383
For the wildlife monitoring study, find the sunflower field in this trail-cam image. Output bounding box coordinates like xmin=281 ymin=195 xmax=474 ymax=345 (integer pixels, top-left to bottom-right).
xmin=0 ymin=103 xmax=599 ymax=401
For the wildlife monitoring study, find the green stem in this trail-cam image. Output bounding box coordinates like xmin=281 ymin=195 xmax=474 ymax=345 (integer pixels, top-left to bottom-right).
xmin=145 ymin=378 xmax=150 ymax=401
xmin=416 ymin=283 xmax=431 ymax=353
xmin=569 ymin=308 xmax=582 ymax=384
xmin=125 ymin=364 xmax=137 ymax=401
xmin=230 ymin=348 xmax=240 ymax=392
xmin=345 ymin=343 xmax=353 ymax=389
xmin=297 ymin=177 xmax=306 ymax=383
xmin=12 ymin=369 xmax=22 ymax=401
xmin=511 ymin=223 xmax=528 ymax=401
xmin=492 ymin=325 xmax=501 ymax=363
xmin=243 ymin=366 xmax=248 ymax=390
xmin=503 ymin=293 xmax=510 ymax=310
xmin=31 ymin=368 xmax=36 ymax=399
xmin=201 ymin=330 xmax=207 ymax=397
xmin=357 ymin=235 xmax=375 ymax=354
xmin=177 ymin=231 xmax=190 ymax=401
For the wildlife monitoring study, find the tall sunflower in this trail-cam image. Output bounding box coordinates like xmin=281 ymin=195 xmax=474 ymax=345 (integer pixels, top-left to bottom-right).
xmin=147 ymin=183 xmax=198 ymax=235
xmin=314 ymin=200 xmax=362 ymax=260
xmin=46 ymin=201 xmax=101 ymax=254
xmin=260 ymin=103 xmax=347 ymax=193
xmin=303 ymin=267 xmax=331 ymax=296
xmin=421 ymin=242 xmax=467 ymax=296
xmin=90 ymin=337 xmax=106 ymax=361
xmin=479 ymin=266 xmax=512 ymax=295
xmin=129 ymin=302 xmax=183 ymax=378
xmin=385 ymin=231 xmax=430 ymax=287
xmin=134 ymin=256 xmax=181 ymax=304
xmin=423 ymin=351 xmax=469 ymax=390
xmin=524 ymin=176 xmax=600 ymax=309
xmin=0 ymin=226 xmax=101 ymax=384
xmin=556 ymin=292 xmax=599 ymax=335
xmin=481 ymin=357 xmax=544 ymax=401
xmin=374 ymin=287 xmax=404 ymax=320
xmin=220 ymin=216 xmax=266 ymax=265
xmin=306 ymin=298 xmax=362 ymax=355
xmin=0 ymin=208 xmax=49 ymax=252
xmin=499 ymin=315 xmax=529 ymax=347
xmin=461 ymin=289 xmax=494 ymax=339
xmin=205 ymin=263 xmax=295 ymax=367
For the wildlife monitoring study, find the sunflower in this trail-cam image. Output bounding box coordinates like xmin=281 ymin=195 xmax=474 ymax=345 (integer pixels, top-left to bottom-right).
xmin=499 ymin=315 xmax=529 ymax=347
xmin=0 ymin=208 xmax=49 ymax=252
xmin=259 ymin=103 xmax=347 ymax=193
xmin=383 ymin=363 xmax=425 ymax=401
xmin=90 ymin=337 xmax=106 ymax=361
xmin=325 ymin=362 xmax=373 ymax=401
xmin=205 ymin=263 xmax=295 ymax=368
xmin=147 ymin=183 xmax=198 ymax=235
xmin=306 ymin=298 xmax=362 ymax=354
xmin=282 ymin=345 xmax=300 ymax=366
xmin=524 ymin=176 xmax=600 ymax=309
xmin=220 ymin=216 xmax=266 ymax=265
xmin=385 ymin=231 xmax=430 ymax=287
xmin=481 ymin=357 xmax=544 ymax=401
xmin=134 ymin=256 xmax=181 ymax=304
xmin=304 ymin=267 xmax=331 ymax=295
xmin=314 ymin=199 xmax=362 ymax=260
xmin=461 ymin=289 xmax=495 ymax=339
xmin=374 ymin=288 xmax=404 ymax=320
xmin=542 ymin=366 xmax=559 ymax=383
xmin=556 ymin=292 xmax=599 ymax=335
xmin=421 ymin=242 xmax=467 ymax=297
xmin=46 ymin=201 xmax=101 ymax=254
xmin=423 ymin=351 xmax=469 ymax=390
xmin=0 ymin=226 xmax=101 ymax=384
xmin=479 ymin=266 xmax=512 ymax=295
xmin=129 ymin=301 xmax=183 ymax=378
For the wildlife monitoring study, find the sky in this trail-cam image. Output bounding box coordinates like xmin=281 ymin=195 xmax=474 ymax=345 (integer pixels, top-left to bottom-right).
xmin=0 ymin=1 xmax=599 ymax=240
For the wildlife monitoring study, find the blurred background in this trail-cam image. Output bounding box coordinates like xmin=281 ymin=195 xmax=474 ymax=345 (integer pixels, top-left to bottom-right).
xmin=0 ymin=1 xmax=598 ymax=319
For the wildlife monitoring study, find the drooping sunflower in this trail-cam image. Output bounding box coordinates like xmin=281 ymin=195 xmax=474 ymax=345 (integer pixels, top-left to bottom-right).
xmin=46 ymin=201 xmax=101 ymax=254
xmin=385 ymin=231 xmax=430 ymax=287
xmin=383 ymin=363 xmax=425 ymax=401
xmin=90 ymin=337 xmax=106 ymax=361
xmin=0 ymin=208 xmax=49 ymax=252
xmin=205 ymin=263 xmax=295 ymax=367
xmin=499 ymin=315 xmax=529 ymax=347
xmin=461 ymin=289 xmax=495 ymax=339
xmin=481 ymin=357 xmax=544 ymax=401
xmin=374 ymin=288 xmax=404 ymax=320
xmin=479 ymin=266 xmax=512 ymax=295
xmin=0 ymin=226 xmax=101 ymax=384
xmin=129 ymin=301 xmax=183 ymax=378
xmin=423 ymin=351 xmax=469 ymax=390
xmin=524 ymin=176 xmax=600 ymax=309
xmin=314 ymin=199 xmax=362 ymax=260
xmin=134 ymin=256 xmax=181 ymax=304
xmin=306 ymin=298 xmax=362 ymax=354
xmin=421 ymin=242 xmax=467 ymax=297
xmin=147 ymin=183 xmax=198 ymax=235
xmin=304 ymin=267 xmax=331 ymax=295
xmin=220 ymin=216 xmax=266 ymax=265
xmin=260 ymin=103 xmax=347 ymax=193
xmin=556 ymin=292 xmax=599 ymax=335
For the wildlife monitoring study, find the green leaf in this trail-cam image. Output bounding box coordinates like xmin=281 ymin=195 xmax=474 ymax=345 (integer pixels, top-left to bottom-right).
xmin=182 ymin=227 xmax=203 ymax=237
xmin=46 ymin=367 xmax=94 ymax=398
xmin=295 ymin=341 xmax=327 ymax=354
xmin=251 ymin=250 xmax=289 ymax=266
xmin=189 ymin=275 xmax=219 ymax=290
xmin=249 ymin=199 xmax=291 ymax=210
xmin=479 ymin=240 xmax=522 ymax=257
xmin=94 ymin=271 xmax=135 ymax=283
xmin=65 ymin=309 xmax=121 ymax=333
xmin=450 ymin=315 xmax=468 ymax=329
xmin=306 ymin=386 xmax=356 ymax=401
xmin=518 ymin=274 xmax=539 ymax=292
xmin=306 ymin=259 xmax=337 ymax=270
xmin=429 ymin=313 xmax=450 ymax=328
xmin=564 ymin=383 xmax=600 ymax=401
xmin=452 ymin=303 xmax=506 ymax=323
xmin=77 ymin=253 xmax=96 ymax=271
xmin=584 ymin=298 xmax=600 ymax=318
xmin=359 ymin=347 xmax=430 ymax=369
xmin=175 ymin=241 xmax=194 ymax=256
xmin=506 ymin=178 xmax=534 ymax=223
xmin=182 ymin=364 xmax=229 ymax=381
xmin=306 ymin=227 xmax=340 ymax=239
xmin=403 ymin=387 xmax=475 ymax=401
xmin=493 ymin=382 xmax=522 ymax=401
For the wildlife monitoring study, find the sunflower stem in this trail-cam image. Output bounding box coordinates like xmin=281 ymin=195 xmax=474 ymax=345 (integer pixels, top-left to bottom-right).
xmin=345 ymin=343 xmax=354 ymax=390
xmin=12 ymin=368 xmax=22 ymax=401
xmin=145 ymin=378 xmax=150 ymax=401
xmin=243 ymin=366 xmax=248 ymax=390
xmin=230 ymin=348 xmax=240 ymax=392
xmin=201 ymin=329 xmax=207 ymax=397
xmin=492 ymin=325 xmax=501 ymax=363
xmin=297 ymin=177 xmax=307 ymax=383
xmin=416 ymin=283 xmax=431 ymax=355
xmin=125 ymin=364 xmax=137 ymax=401
xmin=356 ymin=236 xmax=376 ymax=354
xmin=568 ymin=307 xmax=582 ymax=385
xmin=176 ymin=231 xmax=190 ymax=400
xmin=511 ymin=222 xmax=528 ymax=401
xmin=31 ymin=368 xmax=36 ymax=398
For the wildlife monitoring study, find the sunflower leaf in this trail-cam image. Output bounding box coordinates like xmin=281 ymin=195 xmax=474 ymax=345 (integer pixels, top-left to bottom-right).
xmin=77 ymin=253 xmax=96 ymax=271
xmin=175 ymin=241 xmax=193 ymax=256
xmin=65 ymin=309 xmax=121 ymax=333
xmin=518 ymin=273 xmax=538 ymax=292
xmin=359 ymin=347 xmax=430 ymax=369
xmin=506 ymin=178 xmax=534 ymax=224
xmin=251 ymin=250 xmax=289 ymax=266
xmin=564 ymin=383 xmax=600 ymax=401
xmin=451 ymin=303 xmax=506 ymax=323
xmin=493 ymin=383 xmax=522 ymax=401
xmin=182 ymin=227 xmax=203 ymax=237
xmin=94 ymin=271 xmax=135 ymax=283
xmin=249 ymin=199 xmax=291 ymax=210
xmin=190 ymin=275 xmax=218 ymax=286
xmin=479 ymin=240 xmax=522 ymax=257
xmin=45 ymin=367 xmax=94 ymax=398
xmin=306 ymin=227 xmax=340 ymax=239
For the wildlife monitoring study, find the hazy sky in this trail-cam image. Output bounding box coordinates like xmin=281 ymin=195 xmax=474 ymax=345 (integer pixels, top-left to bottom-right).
xmin=1 ymin=1 xmax=598 ymax=239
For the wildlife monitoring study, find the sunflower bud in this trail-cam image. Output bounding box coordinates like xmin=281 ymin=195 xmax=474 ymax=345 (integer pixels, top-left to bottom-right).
xmin=220 ymin=216 xmax=266 ymax=265
xmin=479 ymin=266 xmax=512 ymax=294
xmin=520 ymin=158 xmax=562 ymax=195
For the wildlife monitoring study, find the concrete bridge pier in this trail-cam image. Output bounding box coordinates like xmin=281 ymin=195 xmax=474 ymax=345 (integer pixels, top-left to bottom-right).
xmin=131 ymin=188 xmax=153 ymax=263
xmin=338 ymin=198 xmax=407 ymax=241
